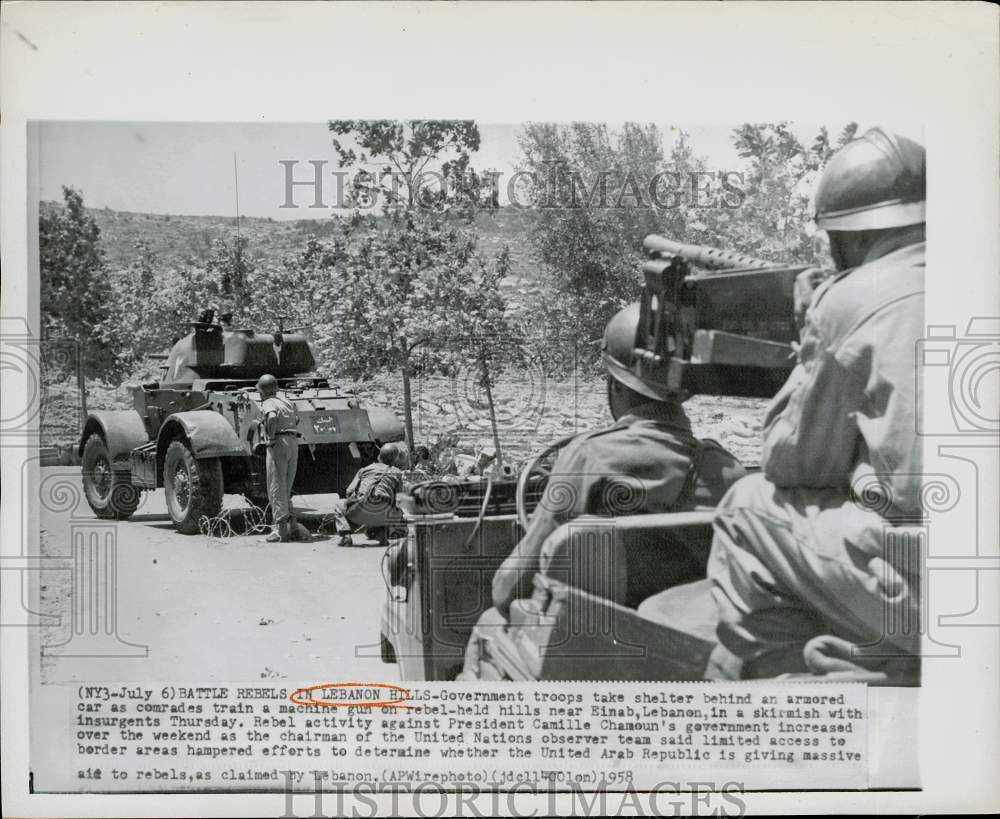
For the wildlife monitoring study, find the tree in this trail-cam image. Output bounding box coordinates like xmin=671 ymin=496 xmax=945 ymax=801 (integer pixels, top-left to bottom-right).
xmin=39 ymin=187 xmax=113 ymax=381
xmin=515 ymin=121 xmax=863 ymax=374
xmin=327 ymin=120 xmax=494 ymax=213
xmin=241 ymin=236 xmax=341 ymax=336
xmin=97 ymin=240 xmax=230 ymax=380
xmin=309 ymin=212 xmax=512 ymax=463
xmin=515 ymin=123 xmax=671 ymax=371
xmin=721 ymin=121 xmax=858 ymax=264
xmin=448 ymin=246 xmax=516 ymax=468
xmin=207 ymin=234 xmax=254 ymax=310
xmin=322 ymin=119 xmax=512 ymax=460
xmin=97 ymin=238 xmax=162 ymax=378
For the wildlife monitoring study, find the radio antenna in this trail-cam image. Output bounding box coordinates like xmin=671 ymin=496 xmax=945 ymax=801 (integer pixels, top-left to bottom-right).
xmin=233 ymin=152 xmax=241 ymax=240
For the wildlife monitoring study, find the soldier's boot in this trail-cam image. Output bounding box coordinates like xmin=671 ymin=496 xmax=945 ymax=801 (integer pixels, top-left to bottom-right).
xmin=290 ymin=519 xmax=311 ymax=542
xmin=330 ymin=503 xmax=352 ymax=545
xmin=266 ymin=519 xmax=291 ymax=543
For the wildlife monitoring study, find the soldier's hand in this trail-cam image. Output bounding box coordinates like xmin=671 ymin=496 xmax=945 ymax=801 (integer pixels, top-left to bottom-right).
xmin=794 ymin=267 xmax=833 ymax=329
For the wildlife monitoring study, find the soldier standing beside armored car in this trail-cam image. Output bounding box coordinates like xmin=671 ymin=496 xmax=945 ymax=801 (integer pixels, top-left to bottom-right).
xmin=257 ymin=374 xmax=309 ymax=543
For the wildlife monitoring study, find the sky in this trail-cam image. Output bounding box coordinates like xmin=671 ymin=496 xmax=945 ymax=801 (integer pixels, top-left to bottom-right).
xmin=34 ymin=120 xmax=912 ymax=221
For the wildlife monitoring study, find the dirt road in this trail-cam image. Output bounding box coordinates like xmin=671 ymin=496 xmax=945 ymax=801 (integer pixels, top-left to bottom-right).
xmin=38 ymin=466 xmax=396 ymax=686
xmin=35 ymin=390 xmax=767 ymax=687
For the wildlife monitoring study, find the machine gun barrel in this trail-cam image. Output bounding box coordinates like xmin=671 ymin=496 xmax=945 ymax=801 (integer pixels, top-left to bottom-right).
xmin=643 ymin=234 xmax=778 ymax=272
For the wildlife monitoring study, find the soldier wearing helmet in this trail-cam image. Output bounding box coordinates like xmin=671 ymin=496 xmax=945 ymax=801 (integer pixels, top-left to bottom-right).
xmin=257 ymin=373 xmax=309 ymax=543
xmin=706 ymin=128 xmax=926 ymax=680
xmin=488 ymin=303 xmax=746 ymax=619
xmin=332 ymin=441 xmax=407 ymax=546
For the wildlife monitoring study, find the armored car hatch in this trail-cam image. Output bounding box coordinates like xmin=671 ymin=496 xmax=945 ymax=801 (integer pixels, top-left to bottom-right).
xmin=160 ymin=321 xmax=316 ymax=386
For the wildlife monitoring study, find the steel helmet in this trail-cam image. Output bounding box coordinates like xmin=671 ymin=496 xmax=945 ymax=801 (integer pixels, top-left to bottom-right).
xmin=256 ymin=374 xmax=278 ymax=396
xmin=602 ymin=303 xmax=676 ymax=402
xmin=814 ymin=128 xmax=925 ymax=231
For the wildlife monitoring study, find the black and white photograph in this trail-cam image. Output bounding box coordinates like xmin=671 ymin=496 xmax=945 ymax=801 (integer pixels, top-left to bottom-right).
xmin=2 ymin=2 xmax=998 ymax=816
xmin=31 ymin=117 xmax=930 ymax=688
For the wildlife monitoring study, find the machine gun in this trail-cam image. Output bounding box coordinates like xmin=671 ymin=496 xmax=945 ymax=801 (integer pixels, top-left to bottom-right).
xmin=632 ymin=235 xmax=809 ymax=398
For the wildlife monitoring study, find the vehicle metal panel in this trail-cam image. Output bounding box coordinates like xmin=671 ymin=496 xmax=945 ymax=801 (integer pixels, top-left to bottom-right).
xmin=78 ymin=410 xmax=149 ymax=464
xmin=157 ymin=410 xmax=247 ymax=458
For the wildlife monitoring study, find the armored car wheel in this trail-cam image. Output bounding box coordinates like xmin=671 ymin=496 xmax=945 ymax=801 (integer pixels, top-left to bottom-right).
xmin=163 ymin=439 xmax=223 ymax=534
xmin=81 ymin=433 xmax=141 ymax=520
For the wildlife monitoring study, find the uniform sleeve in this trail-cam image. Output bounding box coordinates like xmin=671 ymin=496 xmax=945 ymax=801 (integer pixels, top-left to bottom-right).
xmin=762 ymin=308 xmax=866 ymax=488
xmin=345 ymin=471 xmax=362 ymax=498
xmin=491 ymin=441 xmax=592 ymax=617
xmin=689 ymin=440 xmax=747 ymax=508
xmin=490 ymin=428 xmax=693 ymax=616
xmin=263 ymin=407 xmax=279 ymax=441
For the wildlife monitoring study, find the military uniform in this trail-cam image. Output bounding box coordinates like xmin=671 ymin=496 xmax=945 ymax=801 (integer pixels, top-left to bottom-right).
xmin=262 ymin=393 xmax=300 ymax=530
xmin=332 ymin=444 xmax=406 ymax=543
xmin=341 ymin=461 xmax=402 ymax=522
xmin=708 ymin=229 xmax=926 ymax=676
xmin=492 ymin=401 xmax=746 ymax=618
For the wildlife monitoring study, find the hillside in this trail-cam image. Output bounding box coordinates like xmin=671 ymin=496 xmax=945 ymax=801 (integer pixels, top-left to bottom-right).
xmin=70 ymin=204 xmax=546 ymax=309
xmin=38 ymin=203 xmax=767 ymax=466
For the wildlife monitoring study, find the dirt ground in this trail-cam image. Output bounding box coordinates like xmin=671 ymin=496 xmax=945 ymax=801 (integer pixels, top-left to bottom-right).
xmin=36 ymin=384 xmax=767 ymax=686
xmin=38 ymin=474 xmax=394 ymax=685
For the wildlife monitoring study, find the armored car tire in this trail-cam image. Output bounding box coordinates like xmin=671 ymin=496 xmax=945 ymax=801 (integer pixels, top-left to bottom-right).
xmin=163 ymin=439 xmax=223 ymax=534
xmin=81 ymin=432 xmax=141 ymax=520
